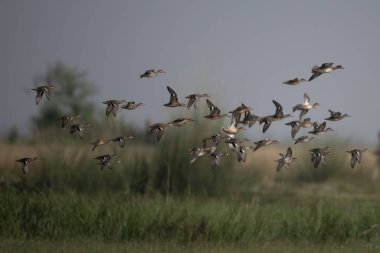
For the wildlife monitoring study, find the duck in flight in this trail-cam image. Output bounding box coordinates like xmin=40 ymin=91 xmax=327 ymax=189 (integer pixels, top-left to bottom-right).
xmin=292 ymin=93 xmax=320 ymax=119
xmin=259 ymin=100 xmax=291 ymax=133
xmin=68 ymin=123 xmax=93 ymax=139
xmin=121 ymin=101 xmax=145 ymax=110
xmin=148 ymin=122 xmax=173 ymax=141
xmin=283 ymin=78 xmax=307 ymax=85
xmin=140 ymin=69 xmax=165 ymax=79
xmin=108 ymin=136 xmax=134 ymax=148
xmin=102 ymin=100 xmax=126 ymax=117
xmin=204 ymin=99 xmax=228 ymax=120
xmin=164 ymin=86 xmax=186 ymax=108
xmin=308 ymin=63 xmax=344 ymax=82
xmin=275 ymin=147 xmax=296 ymax=172
xmin=346 ymin=149 xmax=368 ymax=169
xmin=58 ymin=114 xmax=81 ymax=128
xmin=325 ymin=109 xmax=350 ymax=121
xmin=31 ymin=84 xmax=55 ymax=105
xmin=16 ymin=157 xmax=38 ymax=174
xmin=185 ymin=93 xmax=210 ymax=109
xmin=310 ymin=147 xmax=330 ymax=168
xmin=308 ymin=122 xmax=333 ymax=136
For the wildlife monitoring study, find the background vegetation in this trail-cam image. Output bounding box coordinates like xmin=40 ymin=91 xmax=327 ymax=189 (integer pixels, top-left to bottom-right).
xmin=31 ymin=62 xmax=98 ymax=130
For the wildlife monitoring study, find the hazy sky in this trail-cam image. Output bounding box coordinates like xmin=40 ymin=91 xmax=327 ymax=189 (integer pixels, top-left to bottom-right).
xmin=1 ymin=1 xmax=379 ymax=144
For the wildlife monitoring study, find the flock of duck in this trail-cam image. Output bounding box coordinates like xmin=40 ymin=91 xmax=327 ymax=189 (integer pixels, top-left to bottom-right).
xmin=16 ymin=64 xmax=369 ymax=173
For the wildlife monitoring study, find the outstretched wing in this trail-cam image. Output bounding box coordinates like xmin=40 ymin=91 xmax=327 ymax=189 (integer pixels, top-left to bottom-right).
xmin=187 ymin=97 xmax=195 ymax=109
xmin=272 ymin=100 xmax=283 ymax=117
xmin=303 ymin=93 xmax=310 ymax=104
xmin=313 ymin=155 xmax=321 ymax=168
xmin=350 ymin=154 xmax=357 ymax=169
xmin=299 ymin=109 xmax=309 ymax=120
xmin=276 ymin=159 xmax=285 ymax=172
xmin=206 ymin=99 xmax=216 ymax=111
xmin=167 ymin=86 xmax=177 ymax=96
xmin=112 ymin=105 xmax=119 ymax=117
xmin=286 ymin=147 xmax=292 ymax=158
xmin=35 ymin=90 xmax=44 ymax=105
xmin=210 ymin=107 xmax=221 ymax=117
xmin=308 ymin=72 xmax=322 ymax=82
xmin=45 ymin=87 xmax=52 ymax=101
xmin=263 ymin=121 xmax=272 ymax=133
xmin=321 ymin=63 xmax=334 ymax=68
xmin=106 ymin=104 xmax=113 ymax=116
xmin=290 ymin=123 xmax=301 ymax=139
xmin=315 ymin=122 xmax=327 ymax=132
xmin=167 ymin=86 xmax=179 ymax=103
xmin=156 ymin=130 xmax=164 ymax=141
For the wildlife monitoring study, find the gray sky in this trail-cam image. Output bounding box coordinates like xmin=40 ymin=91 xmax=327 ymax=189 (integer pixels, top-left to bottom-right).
xmin=1 ymin=1 xmax=379 ymax=144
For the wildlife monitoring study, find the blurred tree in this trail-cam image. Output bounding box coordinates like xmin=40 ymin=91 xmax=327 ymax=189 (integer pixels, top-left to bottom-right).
xmin=31 ymin=62 xmax=98 ymax=129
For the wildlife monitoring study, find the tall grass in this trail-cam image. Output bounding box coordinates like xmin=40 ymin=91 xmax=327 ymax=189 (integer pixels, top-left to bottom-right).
xmin=1 ymin=134 xmax=379 ymax=197
xmin=3 ymin=239 xmax=379 ymax=253
xmin=2 ymin=120 xmax=380 ymax=248
xmin=1 ymin=190 xmax=380 ymax=244
xmin=1 ymin=111 xmax=241 ymax=197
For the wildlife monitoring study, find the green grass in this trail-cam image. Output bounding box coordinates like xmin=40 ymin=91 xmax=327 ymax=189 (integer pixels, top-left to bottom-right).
xmin=1 ymin=190 xmax=380 ymax=245
xmin=1 ymin=239 xmax=380 ymax=253
xmin=2 ymin=121 xmax=380 ymax=251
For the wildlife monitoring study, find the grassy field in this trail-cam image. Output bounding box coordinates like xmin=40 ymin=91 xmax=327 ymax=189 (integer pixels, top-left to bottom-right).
xmin=2 ymin=239 xmax=380 ymax=253
xmin=1 ymin=190 xmax=380 ymax=246
xmin=1 ymin=123 xmax=380 ymax=252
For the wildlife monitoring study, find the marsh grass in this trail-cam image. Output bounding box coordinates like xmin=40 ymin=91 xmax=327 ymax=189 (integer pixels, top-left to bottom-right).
xmin=1 ymin=190 xmax=380 ymax=245
xmin=1 ymin=132 xmax=379 ymax=196
xmin=1 ymin=110 xmax=240 ymax=196
xmin=2 ymin=239 xmax=380 ymax=253
xmin=1 ymin=119 xmax=380 ymax=249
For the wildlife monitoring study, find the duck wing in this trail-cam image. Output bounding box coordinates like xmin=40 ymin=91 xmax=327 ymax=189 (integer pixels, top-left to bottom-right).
xmin=308 ymin=72 xmax=322 ymax=82
xmin=272 ymin=100 xmax=284 ymax=117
